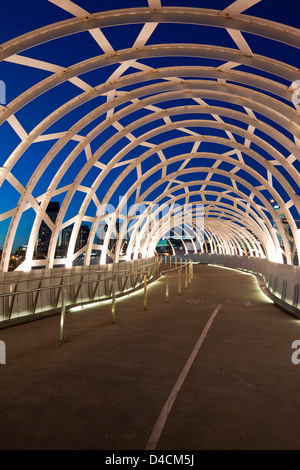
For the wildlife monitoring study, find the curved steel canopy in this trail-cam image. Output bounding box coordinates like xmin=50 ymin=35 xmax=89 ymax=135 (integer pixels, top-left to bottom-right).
xmin=0 ymin=0 xmax=299 ymax=271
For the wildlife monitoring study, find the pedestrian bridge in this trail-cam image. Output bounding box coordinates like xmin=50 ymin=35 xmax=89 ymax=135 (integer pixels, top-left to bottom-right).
xmin=0 ymin=0 xmax=300 ymax=450
xmin=0 ymin=0 xmax=299 ymax=275
xmin=0 ymin=254 xmax=299 ymax=330
xmin=1 ymin=260 xmax=300 ymax=450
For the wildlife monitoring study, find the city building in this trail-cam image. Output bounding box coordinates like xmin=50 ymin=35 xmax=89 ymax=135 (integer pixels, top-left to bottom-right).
xmin=35 ymin=202 xmax=59 ymax=258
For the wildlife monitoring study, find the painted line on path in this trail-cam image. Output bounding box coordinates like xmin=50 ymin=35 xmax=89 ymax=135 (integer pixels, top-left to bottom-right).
xmin=145 ymin=303 xmax=223 ymax=450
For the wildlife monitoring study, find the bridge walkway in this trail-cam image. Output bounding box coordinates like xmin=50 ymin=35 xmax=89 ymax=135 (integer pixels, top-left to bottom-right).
xmin=0 ymin=263 xmax=299 ymax=450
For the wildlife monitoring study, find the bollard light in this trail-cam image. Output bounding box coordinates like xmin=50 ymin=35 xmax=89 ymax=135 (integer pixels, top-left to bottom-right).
xmin=144 ymin=273 xmax=147 ymax=310
xmin=165 ymin=274 xmax=169 ymax=303
xmin=111 ymin=277 xmax=116 ymax=323
xmin=185 ymin=261 xmax=188 ymax=289
xmin=60 ymin=288 xmax=66 ymax=342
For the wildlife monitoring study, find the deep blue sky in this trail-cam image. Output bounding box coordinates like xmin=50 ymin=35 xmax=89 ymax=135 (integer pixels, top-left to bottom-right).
xmin=0 ymin=0 xmax=299 ymax=251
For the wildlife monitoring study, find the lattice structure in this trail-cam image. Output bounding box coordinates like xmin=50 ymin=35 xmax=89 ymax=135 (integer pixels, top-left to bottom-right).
xmin=0 ymin=0 xmax=299 ymax=271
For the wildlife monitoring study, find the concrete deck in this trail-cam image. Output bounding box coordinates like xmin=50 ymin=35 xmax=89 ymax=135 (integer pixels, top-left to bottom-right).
xmin=0 ymin=263 xmax=300 ymax=450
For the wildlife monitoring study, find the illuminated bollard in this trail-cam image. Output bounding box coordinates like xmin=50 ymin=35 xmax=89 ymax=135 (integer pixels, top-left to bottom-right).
xmin=189 ymin=260 xmax=192 ymax=284
xmin=144 ymin=273 xmax=147 ymax=310
xmin=111 ymin=277 xmax=116 ymax=323
xmin=60 ymin=288 xmax=66 ymax=342
xmin=185 ymin=262 xmax=188 ymax=289
xmin=165 ymin=274 xmax=169 ymax=303
xmin=178 ymin=268 xmax=181 ymax=296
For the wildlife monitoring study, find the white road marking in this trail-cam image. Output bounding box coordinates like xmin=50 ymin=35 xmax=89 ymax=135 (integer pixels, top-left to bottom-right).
xmin=145 ymin=303 xmax=222 ymax=450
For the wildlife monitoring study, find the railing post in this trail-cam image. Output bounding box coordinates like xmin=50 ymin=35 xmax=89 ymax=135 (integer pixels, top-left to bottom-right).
xmin=165 ymin=274 xmax=169 ymax=303
xmin=60 ymin=288 xmax=66 ymax=342
xmin=185 ymin=261 xmax=188 ymax=289
xmin=144 ymin=273 xmax=147 ymax=311
xmin=111 ymin=276 xmax=116 ymax=323
xmin=178 ymin=267 xmax=181 ymax=296
xmin=189 ymin=260 xmax=192 ymax=284
xmin=8 ymin=283 xmax=18 ymax=320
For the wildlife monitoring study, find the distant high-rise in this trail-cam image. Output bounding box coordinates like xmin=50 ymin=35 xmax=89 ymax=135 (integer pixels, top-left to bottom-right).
xmin=75 ymin=225 xmax=90 ymax=253
xmin=36 ymin=202 xmax=59 ymax=258
xmin=57 ymin=224 xmax=90 ymax=258
xmin=57 ymin=225 xmax=73 ymax=257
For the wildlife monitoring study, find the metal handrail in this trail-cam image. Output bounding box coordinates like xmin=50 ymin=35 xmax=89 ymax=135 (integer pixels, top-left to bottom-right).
xmin=0 ymin=258 xmax=157 ymax=287
xmin=0 ymin=269 xmax=151 ymax=298
xmin=158 ymin=257 xmax=194 ymax=302
xmin=0 ymin=258 xmax=160 ymax=325
xmin=0 ymin=256 xmax=195 ymax=343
